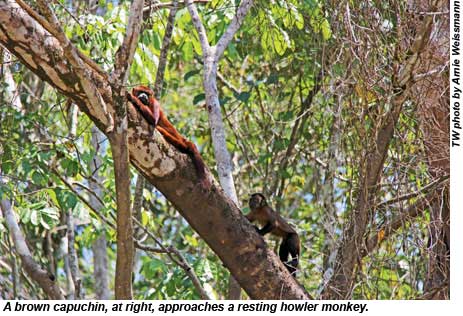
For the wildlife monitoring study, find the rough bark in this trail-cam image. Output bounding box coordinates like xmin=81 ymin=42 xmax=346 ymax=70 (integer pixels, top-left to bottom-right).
xmin=0 ymin=0 xmax=308 ymax=299
xmin=109 ymin=0 xmax=144 ymax=299
xmin=109 ymin=131 xmax=134 ymax=299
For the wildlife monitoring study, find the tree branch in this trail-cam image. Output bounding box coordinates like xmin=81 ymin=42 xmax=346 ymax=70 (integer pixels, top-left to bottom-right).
xmin=143 ymin=0 xmax=209 ymax=14
xmin=15 ymin=0 xmax=106 ymax=77
xmin=108 ymin=0 xmax=144 ymax=299
xmin=186 ymin=0 xmax=210 ymax=52
xmin=214 ymin=0 xmax=254 ymax=60
xmin=364 ymin=186 xmax=444 ymax=255
xmin=376 ymin=175 xmax=449 ymax=208
xmin=34 ymin=0 xmax=114 ymax=132
xmin=110 ymin=0 xmax=144 ymax=85
xmin=153 ymin=0 xmax=179 ymax=99
xmin=270 ymin=69 xmax=323 ymax=195
xmin=132 ymin=218 xmax=211 ymax=299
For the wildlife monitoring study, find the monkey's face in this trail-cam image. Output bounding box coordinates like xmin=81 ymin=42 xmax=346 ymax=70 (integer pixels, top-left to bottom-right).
xmin=132 ymin=86 xmax=154 ymax=106
xmin=249 ymin=193 xmax=266 ymax=209
xmin=137 ymin=92 xmax=149 ymax=105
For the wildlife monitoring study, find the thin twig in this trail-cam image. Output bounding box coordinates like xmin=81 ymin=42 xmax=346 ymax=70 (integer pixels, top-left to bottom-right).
xmin=131 ymin=217 xmax=211 ymax=299
xmin=153 ymin=0 xmax=179 ymax=99
xmin=51 ymin=167 xmax=116 ymax=230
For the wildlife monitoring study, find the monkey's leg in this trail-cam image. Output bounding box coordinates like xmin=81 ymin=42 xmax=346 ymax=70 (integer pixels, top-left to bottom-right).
xmin=279 ymin=238 xmax=293 ymax=273
xmin=286 ymin=234 xmax=300 ymax=275
xmin=156 ymin=126 xmax=209 ymax=188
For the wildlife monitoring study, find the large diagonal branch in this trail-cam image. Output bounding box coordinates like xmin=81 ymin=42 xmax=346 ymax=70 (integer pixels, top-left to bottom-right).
xmin=33 ymin=0 xmax=114 ymax=132
xmin=0 ymin=0 xmax=308 ymax=299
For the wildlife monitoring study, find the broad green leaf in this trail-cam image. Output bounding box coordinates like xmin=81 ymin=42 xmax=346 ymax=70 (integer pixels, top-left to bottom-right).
xmin=193 ymin=93 xmax=205 ymax=105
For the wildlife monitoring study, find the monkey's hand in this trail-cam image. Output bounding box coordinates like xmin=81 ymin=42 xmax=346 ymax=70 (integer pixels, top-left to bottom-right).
xmin=126 ymin=89 xmax=160 ymax=127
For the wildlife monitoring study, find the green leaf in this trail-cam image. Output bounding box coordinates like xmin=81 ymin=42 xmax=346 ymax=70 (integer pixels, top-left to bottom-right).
xmin=20 ymin=208 xmax=31 ymax=224
xmin=185 ymin=235 xmax=199 ymax=247
xmin=181 ymin=41 xmax=194 ymax=61
xmin=151 ymin=32 xmax=161 ymax=51
xmin=55 ymin=189 xmax=78 ymax=210
xmin=267 ymin=73 xmax=279 ymax=84
xmin=236 ymin=91 xmax=251 ymax=103
xmin=141 ymin=211 xmax=149 ymax=226
xmin=40 ymin=217 xmax=51 ymax=230
xmin=219 ymin=96 xmax=231 ymax=106
xmin=191 ymin=36 xmax=202 ymax=55
xmin=21 ymin=160 xmax=32 ymax=176
xmin=321 ymin=19 xmax=332 ymax=40
xmin=273 ymin=29 xmax=289 ymax=56
xmin=193 ymin=93 xmax=205 ymax=105
xmin=2 ymin=161 xmax=12 ymax=174
xmin=30 ymin=201 xmax=47 ymax=210
xmin=294 ymin=10 xmax=304 ymax=30
xmin=184 ymin=69 xmax=200 ymax=82
xmin=31 ymin=171 xmax=44 ymax=186
xmin=30 ymin=210 xmax=39 ymax=226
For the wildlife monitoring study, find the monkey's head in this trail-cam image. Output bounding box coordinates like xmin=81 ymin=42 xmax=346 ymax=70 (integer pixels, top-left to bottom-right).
xmin=132 ymin=85 xmax=155 ymax=106
xmin=249 ymin=193 xmax=267 ymax=209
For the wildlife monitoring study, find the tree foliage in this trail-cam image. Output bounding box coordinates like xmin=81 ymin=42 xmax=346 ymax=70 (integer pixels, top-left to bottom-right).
xmin=0 ymin=0 xmax=449 ymax=299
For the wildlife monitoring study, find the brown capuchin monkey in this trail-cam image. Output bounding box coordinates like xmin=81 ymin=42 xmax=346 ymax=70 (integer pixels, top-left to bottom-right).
xmin=246 ymin=193 xmax=300 ymax=275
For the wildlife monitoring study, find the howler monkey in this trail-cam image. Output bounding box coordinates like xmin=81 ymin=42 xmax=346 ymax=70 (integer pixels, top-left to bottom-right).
xmin=246 ymin=193 xmax=300 ymax=275
xmin=127 ymin=86 xmax=208 ymax=187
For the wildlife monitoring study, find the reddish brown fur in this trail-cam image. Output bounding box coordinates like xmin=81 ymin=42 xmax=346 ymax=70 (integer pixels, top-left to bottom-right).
xmin=127 ymin=86 xmax=208 ymax=187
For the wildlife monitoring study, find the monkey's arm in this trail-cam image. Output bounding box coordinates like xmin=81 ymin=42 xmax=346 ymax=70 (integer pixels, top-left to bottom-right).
xmin=245 ymin=213 xmax=263 ymax=233
xmin=257 ymin=222 xmax=276 ymax=236
xmin=127 ymin=92 xmax=160 ymax=126
xmin=257 ymin=207 xmax=277 ymax=236
xmin=245 ymin=213 xmax=256 ymax=222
